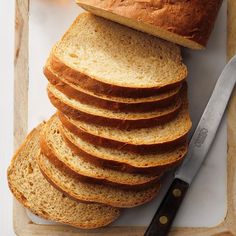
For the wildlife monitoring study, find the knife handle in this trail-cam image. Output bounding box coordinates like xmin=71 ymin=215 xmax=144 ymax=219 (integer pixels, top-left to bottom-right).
xmin=144 ymin=178 xmax=189 ymax=236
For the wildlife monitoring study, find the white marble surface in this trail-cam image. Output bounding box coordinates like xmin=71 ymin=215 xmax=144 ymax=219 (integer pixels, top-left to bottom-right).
xmin=0 ymin=0 xmax=16 ymax=235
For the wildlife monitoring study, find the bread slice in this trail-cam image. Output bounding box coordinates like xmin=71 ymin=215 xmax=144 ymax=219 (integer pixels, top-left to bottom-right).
xmin=76 ymin=0 xmax=222 ymax=49
xmin=41 ymin=115 xmax=160 ymax=189
xmin=45 ymin=58 xmax=182 ymax=104
xmin=38 ymin=152 xmax=161 ymax=208
xmin=48 ymin=84 xmax=182 ymax=130
xmin=60 ymin=124 xmax=187 ymax=174
xmin=45 ymin=62 xmax=182 ymax=112
xmin=7 ymin=123 xmax=120 ymax=229
xmin=50 ymin=13 xmax=187 ymax=98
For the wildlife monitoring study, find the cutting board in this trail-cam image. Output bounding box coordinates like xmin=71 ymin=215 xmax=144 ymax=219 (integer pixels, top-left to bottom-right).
xmin=13 ymin=0 xmax=236 ymax=235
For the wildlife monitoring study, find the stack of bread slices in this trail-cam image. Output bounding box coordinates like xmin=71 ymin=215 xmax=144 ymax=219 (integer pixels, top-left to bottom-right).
xmin=8 ymin=13 xmax=192 ymax=229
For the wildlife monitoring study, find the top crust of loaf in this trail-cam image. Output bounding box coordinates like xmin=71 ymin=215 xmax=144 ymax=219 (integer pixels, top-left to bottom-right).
xmin=77 ymin=0 xmax=222 ymax=49
xmin=52 ymin=13 xmax=187 ymax=92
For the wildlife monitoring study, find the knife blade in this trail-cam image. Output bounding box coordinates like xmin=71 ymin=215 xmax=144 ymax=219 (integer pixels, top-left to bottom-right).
xmin=144 ymin=54 xmax=236 ymax=236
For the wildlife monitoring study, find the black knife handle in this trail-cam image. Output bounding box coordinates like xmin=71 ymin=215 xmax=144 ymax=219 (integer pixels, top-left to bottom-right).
xmin=144 ymin=178 xmax=189 ymax=236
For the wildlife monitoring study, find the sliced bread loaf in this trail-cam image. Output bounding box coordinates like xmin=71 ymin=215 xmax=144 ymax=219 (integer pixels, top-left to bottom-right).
xmin=48 ymin=84 xmax=182 ymax=130
xmin=45 ymin=63 xmax=181 ymax=112
xmin=7 ymin=123 xmax=120 ymax=229
xmin=45 ymin=59 xmax=182 ymax=104
xmin=60 ymin=126 xmax=187 ymax=174
xmin=50 ymin=13 xmax=187 ymax=97
xmin=41 ymin=115 xmax=160 ymax=189
xmin=38 ymin=152 xmax=161 ymax=208
xmin=76 ymin=0 xmax=222 ymax=49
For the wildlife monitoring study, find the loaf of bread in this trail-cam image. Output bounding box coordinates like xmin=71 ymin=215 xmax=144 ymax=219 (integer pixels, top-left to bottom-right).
xmin=76 ymin=0 xmax=223 ymax=49
xmin=8 ymin=12 xmax=193 ymax=229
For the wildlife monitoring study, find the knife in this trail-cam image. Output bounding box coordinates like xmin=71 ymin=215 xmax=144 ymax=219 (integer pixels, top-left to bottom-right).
xmin=144 ymin=54 xmax=236 ymax=236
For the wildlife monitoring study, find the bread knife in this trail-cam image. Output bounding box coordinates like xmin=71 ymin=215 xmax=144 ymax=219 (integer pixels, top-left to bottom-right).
xmin=144 ymin=55 xmax=236 ymax=236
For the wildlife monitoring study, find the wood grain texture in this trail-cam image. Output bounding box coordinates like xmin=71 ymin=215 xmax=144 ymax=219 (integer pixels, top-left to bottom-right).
xmin=13 ymin=0 xmax=236 ymax=235
xmin=14 ymin=0 xmax=28 ymax=149
xmin=13 ymin=0 xmax=30 ymax=235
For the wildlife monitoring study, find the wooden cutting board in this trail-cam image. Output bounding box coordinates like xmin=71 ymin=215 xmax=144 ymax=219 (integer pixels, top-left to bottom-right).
xmin=13 ymin=0 xmax=236 ymax=235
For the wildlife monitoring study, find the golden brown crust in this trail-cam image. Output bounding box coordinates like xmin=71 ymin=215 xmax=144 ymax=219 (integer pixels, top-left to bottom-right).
xmin=58 ymin=111 xmax=188 ymax=154
xmin=50 ymin=54 xmax=184 ymax=98
xmin=40 ymin=134 xmax=160 ymax=189
xmin=45 ymin=66 xmax=180 ymax=112
xmin=48 ymin=89 xmax=182 ymax=130
xmin=61 ymin=129 xmax=186 ymax=175
xmin=77 ymin=0 xmax=223 ymax=49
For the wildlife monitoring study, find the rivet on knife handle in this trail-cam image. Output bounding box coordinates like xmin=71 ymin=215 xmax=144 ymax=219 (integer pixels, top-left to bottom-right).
xmin=144 ymin=179 xmax=189 ymax=236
